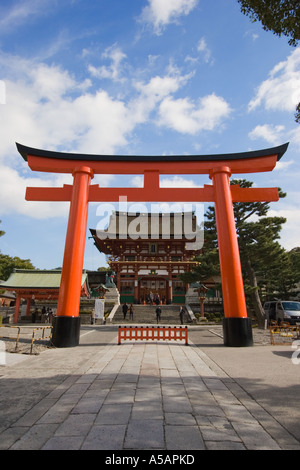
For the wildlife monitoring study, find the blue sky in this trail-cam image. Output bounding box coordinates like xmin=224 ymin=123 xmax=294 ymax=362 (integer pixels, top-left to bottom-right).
xmin=0 ymin=0 xmax=299 ymax=272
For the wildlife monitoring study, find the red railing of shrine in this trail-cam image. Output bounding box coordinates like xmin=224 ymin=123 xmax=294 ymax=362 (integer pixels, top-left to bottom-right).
xmin=118 ymin=325 xmax=188 ymax=345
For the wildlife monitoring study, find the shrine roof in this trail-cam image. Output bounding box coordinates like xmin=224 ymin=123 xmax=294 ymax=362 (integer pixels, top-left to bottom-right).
xmin=16 ymin=142 xmax=289 ymax=163
xmin=90 ymin=211 xmax=198 ymax=241
xmin=0 ymin=269 xmax=88 ymax=290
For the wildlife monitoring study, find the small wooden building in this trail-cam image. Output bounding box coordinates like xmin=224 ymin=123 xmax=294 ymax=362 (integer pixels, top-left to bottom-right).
xmin=0 ymin=270 xmax=89 ymax=323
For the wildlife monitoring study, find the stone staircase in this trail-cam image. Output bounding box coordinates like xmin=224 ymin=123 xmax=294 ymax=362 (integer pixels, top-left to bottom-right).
xmin=111 ymin=304 xmax=191 ymax=325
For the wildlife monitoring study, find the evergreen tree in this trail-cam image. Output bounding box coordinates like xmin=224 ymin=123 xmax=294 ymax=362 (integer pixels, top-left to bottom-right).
xmin=238 ymin=0 xmax=300 ymax=122
xmin=238 ymin=0 xmax=300 ymax=46
xmin=0 ymin=220 xmax=5 ymax=238
xmin=183 ymin=179 xmax=292 ymax=326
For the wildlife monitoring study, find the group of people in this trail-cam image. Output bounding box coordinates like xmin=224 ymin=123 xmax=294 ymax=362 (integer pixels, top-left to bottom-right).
xmin=147 ymin=291 xmax=162 ymax=306
xmin=122 ymin=303 xmax=134 ymax=320
xmin=31 ymin=306 xmax=54 ymax=323
xmin=122 ymin=302 xmax=185 ymax=325
xmin=156 ymin=305 xmax=185 ymax=324
xmin=41 ymin=306 xmax=54 ymax=323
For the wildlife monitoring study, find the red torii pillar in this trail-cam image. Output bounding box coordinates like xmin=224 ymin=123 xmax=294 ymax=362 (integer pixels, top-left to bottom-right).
xmin=16 ymin=142 xmax=289 ymax=347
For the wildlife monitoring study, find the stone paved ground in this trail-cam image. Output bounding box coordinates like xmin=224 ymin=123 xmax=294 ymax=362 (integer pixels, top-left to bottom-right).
xmin=1 ymin=325 xmax=299 ymax=451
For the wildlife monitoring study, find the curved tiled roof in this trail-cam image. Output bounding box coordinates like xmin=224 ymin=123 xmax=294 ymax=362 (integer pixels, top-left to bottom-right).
xmin=16 ymin=142 xmax=289 ymax=163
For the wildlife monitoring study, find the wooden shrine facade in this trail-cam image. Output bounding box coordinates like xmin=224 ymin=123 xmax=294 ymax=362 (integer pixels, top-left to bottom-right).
xmin=90 ymin=212 xmax=201 ymax=305
xmin=0 ymin=270 xmax=89 ymax=323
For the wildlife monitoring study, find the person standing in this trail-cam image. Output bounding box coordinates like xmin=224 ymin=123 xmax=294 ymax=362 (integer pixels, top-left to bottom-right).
xmin=179 ymin=306 xmax=184 ymax=325
xmin=129 ymin=304 xmax=134 ymax=320
xmin=122 ymin=303 xmax=128 ymax=320
xmin=91 ymin=308 xmax=95 ymax=325
xmin=156 ymin=305 xmax=161 ymax=323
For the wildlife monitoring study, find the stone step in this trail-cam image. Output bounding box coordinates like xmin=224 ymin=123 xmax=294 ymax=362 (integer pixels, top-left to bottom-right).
xmin=112 ymin=305 xmax=190 ymax=325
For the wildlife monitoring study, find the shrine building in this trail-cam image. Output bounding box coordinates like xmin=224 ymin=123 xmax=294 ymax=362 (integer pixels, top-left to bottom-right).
xmin=90 ymin=211 xmax=201 ymax=305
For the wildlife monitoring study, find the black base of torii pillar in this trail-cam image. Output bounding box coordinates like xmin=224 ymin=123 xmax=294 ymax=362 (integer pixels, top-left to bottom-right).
xmin=52 ymin=316 xmax=81 ymax=348
xmin=223 ymin=318 xmax=253 ymax=347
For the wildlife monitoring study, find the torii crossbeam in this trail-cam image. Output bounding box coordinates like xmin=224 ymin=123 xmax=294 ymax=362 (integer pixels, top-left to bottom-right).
xmin=17 ymin=142 xmax=289 ymax=347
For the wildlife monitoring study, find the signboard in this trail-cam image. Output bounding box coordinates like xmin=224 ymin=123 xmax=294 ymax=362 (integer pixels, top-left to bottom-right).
xmin=94 ymin=299 xmax=105 ymax=319
xmin=21 ymin=304 xmax=27 ymax=317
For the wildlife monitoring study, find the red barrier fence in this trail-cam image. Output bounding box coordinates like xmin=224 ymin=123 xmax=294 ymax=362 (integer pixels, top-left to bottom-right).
xmin=118 ymin=325 xmax=188 ymax=345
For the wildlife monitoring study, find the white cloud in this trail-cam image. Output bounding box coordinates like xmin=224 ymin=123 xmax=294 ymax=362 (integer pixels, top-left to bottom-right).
xmin=158 ymin=93 xmax=231 ymax=134
xmin=0 ymin=53 xmax=137 ymax=160
xmin=275 ymin=160 xmax=294 ymax=171
xmin=160 ymin=176 xmax=201 ymax=187
xmin=88 ymin=44 xmax=127 ymax=82
xmin=0 ymin=164 xmax=70 ymax=219
xmin=129 ymin=71 xmax=194 ymax=125
xmin=0 ymin=46 xmax=232 ymax=219
xmin=290 ymin=125 xmax=300 ymax=147
xmin=249 ymin=48 xmax=300 ymax=112
xmin=197 ymin=37 xmax=212 ymax=64
xmin=0 ymin=0 xmax=53 ymax=32
xmin=0 ymin=54 xmax=137 ymax=218
xmin=135 ymin=74 xmax=184 ymax=101
xmin=268 ymin=206 xmax=300 ymax=250
xmin=131 ymin=175 xmax=202 ymax=189
xmin=140 ymin=0 xmax=198 ymax=34
xmin=249 ymin=124 xmax=285 ymax=145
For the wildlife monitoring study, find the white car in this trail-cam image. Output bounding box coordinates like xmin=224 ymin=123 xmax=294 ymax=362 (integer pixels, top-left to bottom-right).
xmin=264 ymin=300 xmax=300 ymax=325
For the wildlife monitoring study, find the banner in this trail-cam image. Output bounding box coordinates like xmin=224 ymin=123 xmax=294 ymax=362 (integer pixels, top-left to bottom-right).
xmin=94 ymin=299 xmax=105 ymax=319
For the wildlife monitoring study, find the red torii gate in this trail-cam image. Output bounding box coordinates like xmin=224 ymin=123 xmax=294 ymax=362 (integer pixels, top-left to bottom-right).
xmin=17 ymin=142 xmax=289 ymax=348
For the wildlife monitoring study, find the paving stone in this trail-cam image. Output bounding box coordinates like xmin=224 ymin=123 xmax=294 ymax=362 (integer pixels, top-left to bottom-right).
xmin=103 ymin=389 xmax=136 ymax=405
xmin=95 ymin=403 xmax=132 ymax=425
xmin=0 ymin=426 xmax=31 ymax=450
xmin=124 ymin=419 xmax=164 ymax=449
xmin=131 ymin=401 xmax=163 ymax=420
xmin=42 ymin=435 xmax=85 ymax=450
xmin=205 ymin=440 xmax=246 ymax=450
xmin=165 ymin=424 xmax=205 ymax=450
xmin=54 ymin=413 xmax=95 ymax=436
xmin=37 ymin=402 xmax=75 ymax=424
xmin=71 ymin=395 xmax=105 ymax=414
xmin=134 ymin=387 xmax=162 ymax=402
xmin=165 ymin=412 xmax=197 ymax=426
xmin=82 ymin=424 xmax=127 ymax=450
xmin=221 ymin=404 xmax=258 ymax=424
xmin=199 ymin=425 xmax=241 ymax=442
xmin=10 ymin=424 xmax=59 ymax=450
xmin=231 ymin=421 xmax=281 ymax=450
xmin=11 ymin=398 xmax=58 ymax=427
xmin=193 ymin=404 xmax=226 ymax=417
xmin=163 ymin=395 xmax=193 ymax=413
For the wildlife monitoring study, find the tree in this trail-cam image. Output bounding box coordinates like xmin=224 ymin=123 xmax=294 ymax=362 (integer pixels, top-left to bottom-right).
xmin=180 ymin=207 xmax=220 ymax=286
xmin=0 ymin=253 xmax=35 ymax=281
xmin=260 ymin=245 xmax=297 ymax=299
xmin=288 ymin=247 xmax=300 ymax=295
xmin=238 ymin=0 xmax=300 ymax=122
xmin=228 ymin=179 xmax=289 ymax=324
xmin=183 ymin=179 xmax=290 ymax=326
xmin=0 ymin=220 xmax=5 ymax=238
xmin=238 ymin=0 xmax=300 ymax=46
xmin=0 ymin=221 xmax=35 ymax=280
xmin=295 ymin=102 xmax=300 ymax=123
xmin=179 ymin=250 xmax=220 ymax=285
